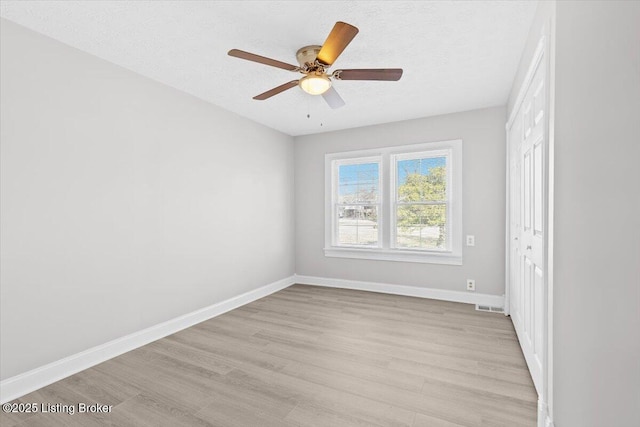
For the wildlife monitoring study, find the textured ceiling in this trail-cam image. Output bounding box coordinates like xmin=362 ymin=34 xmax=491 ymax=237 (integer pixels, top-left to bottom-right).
xmin=0 ymin=1 xmax=537 ymax=136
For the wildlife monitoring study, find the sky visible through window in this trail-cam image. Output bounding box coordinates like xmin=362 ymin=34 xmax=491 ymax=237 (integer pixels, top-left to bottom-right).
xmin=338 ymin=157 xmax=446 ymax=199
xmin=397 ymin=156 xmax=446 ymax=185
xmin=338 ymin=163 xmax=379 ymax=201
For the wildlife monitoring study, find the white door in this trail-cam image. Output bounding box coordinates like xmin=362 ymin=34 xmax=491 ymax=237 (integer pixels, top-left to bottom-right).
xmin=508 ymin=50 xmax=546 ymax=395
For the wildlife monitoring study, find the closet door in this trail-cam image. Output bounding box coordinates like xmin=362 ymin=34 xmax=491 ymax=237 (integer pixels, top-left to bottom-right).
xmin=509 ymin=50 xmax=546 ymax=395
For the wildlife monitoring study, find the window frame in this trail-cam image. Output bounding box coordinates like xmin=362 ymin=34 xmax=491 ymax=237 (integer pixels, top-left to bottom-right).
xmin=324 ymin=140 xmax=462 ymax=265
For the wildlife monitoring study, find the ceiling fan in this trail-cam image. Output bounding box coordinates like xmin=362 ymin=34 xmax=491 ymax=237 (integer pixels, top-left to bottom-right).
xmin=228 ymin=21 xmax=403 ymax=109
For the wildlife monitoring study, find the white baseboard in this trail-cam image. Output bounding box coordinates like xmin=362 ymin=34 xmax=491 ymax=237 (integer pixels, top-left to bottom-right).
xmin=538 ymin=398 xmax=555 ymax=427
xmin=294 ymin=275 xmax=505 ymax=307
xmin=1 ymin=274 xmax=504 ymax=403
xmin=0 ymin=275 xmax=295 ymax=404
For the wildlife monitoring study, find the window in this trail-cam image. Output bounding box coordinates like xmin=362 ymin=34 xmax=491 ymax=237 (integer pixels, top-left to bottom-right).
xmin=332 ymin=157 xmax=381 ymax=247
xmin=325 ymin=140 xmax=462 ymax=264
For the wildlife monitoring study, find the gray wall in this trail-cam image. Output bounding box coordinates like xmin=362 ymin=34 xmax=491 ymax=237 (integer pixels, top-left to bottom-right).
xmin=0 ymin=19 xmax=295 ymax=380
xmin=294 ymin=107 xmax=506 ymax=296
xmin=552 ymin=1 xmax=640 ymax=425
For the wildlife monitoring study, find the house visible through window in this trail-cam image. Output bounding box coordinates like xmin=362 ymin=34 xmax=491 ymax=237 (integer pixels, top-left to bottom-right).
xmin=335 ymin=158 xmax=381 ymax=247
xmin=325 ymin=140 xmax=462 ymax=264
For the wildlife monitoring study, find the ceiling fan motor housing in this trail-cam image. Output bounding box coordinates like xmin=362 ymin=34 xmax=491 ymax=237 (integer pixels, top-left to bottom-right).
xmin=296 ymin=45 xmax=322 ymax=69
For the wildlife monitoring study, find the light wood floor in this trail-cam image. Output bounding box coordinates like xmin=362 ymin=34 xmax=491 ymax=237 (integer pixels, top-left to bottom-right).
xmin=2 ymin=285 xmax=537 ymax=427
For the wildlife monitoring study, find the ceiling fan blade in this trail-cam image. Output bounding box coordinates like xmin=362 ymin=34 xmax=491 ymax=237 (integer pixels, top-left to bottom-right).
xmin=316 ymin=22 xmax=359 ymax=66
xmin=253 ymin=80 xmax=300 ymax=100
xmin=322 ymin=86 xmax=346 ymax=109
xmin=228 ymin=49 xmax=299 ymax=71
xmin=333 ymin=68 xmax=403 ymax=81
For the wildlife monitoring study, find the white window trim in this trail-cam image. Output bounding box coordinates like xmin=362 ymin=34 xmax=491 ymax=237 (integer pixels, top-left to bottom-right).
xmin=324 ymin=140 xmax=463 ymax=265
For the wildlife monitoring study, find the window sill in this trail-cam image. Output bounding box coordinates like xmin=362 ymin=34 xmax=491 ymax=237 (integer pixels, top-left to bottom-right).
xmin=323 ymin=247 xmax=463 ymax=265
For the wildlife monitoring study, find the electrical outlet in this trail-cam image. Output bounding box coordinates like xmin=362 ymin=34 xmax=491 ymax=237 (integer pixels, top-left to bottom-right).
xmin=466 ymin=235 xmax=475 ymax=246
xmin=466 ymin=279 xmax=476 ymax=291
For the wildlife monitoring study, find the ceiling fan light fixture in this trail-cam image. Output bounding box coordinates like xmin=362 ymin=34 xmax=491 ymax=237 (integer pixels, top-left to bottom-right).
xmin=299 ymin=74 xmax=331 ymax=95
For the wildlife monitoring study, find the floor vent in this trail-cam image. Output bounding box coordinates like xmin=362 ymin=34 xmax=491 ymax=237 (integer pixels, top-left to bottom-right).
xmin=475 ymin=304 xmax=505 ymax=314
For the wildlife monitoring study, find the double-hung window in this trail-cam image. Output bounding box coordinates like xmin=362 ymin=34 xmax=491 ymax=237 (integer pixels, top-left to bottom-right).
xmin=325 ymin=140 xmax=462 ymax=264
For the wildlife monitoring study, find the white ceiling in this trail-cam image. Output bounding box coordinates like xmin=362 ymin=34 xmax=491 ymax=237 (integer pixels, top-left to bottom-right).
xmin=0 ymin=1 xmax=537 ymax=136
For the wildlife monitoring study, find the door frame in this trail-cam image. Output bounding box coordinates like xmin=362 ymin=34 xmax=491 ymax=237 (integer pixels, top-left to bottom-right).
xmin=505 ymin=26 xmax=555 ymax=427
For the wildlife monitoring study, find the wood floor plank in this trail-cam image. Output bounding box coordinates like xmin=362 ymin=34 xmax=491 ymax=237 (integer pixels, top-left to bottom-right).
xmin=103 ymin=393 xmax=218 ymax=427
xmin=195 ymin=396 xmax=294 ymax=427
xmin=225 ymin=362 xmax=416 ymax=427
xmin=8 ymin=284 xmax=536 ymax=426
xmin=413 ymin=412 xmax=467 ymax=427
xmin=278 ymin=358 xmax=482 ymax=426
xmin=0 ymin=408 xmax=37 ymax=427
xmin=285 ymin=400 xmax=391 ymax=427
